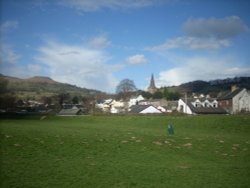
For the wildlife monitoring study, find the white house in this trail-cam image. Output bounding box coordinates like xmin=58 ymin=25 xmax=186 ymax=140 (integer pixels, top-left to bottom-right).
xmin=96 ymin=99 xmax=126 ymax=113
xmin=110 ymin=100 xmax=125 ymax=113
xmin=177 ymin=98 xmax=226 ymax=115
xmin=177 ymin=99 xmax=193 ymax=114
xmin=128 ymin=95 xmax=145 ymax=107
xmin=95 ymin=99 xmax=113 ymax=112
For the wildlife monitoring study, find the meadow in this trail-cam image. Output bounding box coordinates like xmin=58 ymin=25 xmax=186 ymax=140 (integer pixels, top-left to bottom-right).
xmin=1 ymin=115 xmax=250 ymax=188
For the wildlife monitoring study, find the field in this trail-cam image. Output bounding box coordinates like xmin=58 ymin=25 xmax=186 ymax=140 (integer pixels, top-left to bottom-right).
xmin=1 ymin=115 xmax=250 ymax=188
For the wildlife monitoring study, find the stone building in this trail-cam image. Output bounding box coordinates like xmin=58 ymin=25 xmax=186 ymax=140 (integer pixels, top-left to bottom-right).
xmin=217 ymin=86 xmax=250 ymax=114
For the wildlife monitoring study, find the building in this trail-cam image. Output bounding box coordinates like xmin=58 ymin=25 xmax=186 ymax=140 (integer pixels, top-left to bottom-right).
xmin=128 ymin=95 xmax=145 ymax=107
xmin=139 ymin=99 xmax=168 ymax=107
xmin=217 ymin=87 xmax=250 ymax=114
xmin=177 ymin=98 xmax=226 ymax=115
xmin=147 ymin=74 xmax=158 ymax=94
xmin=58 ymin=108 xmax=83 ymax=116
xmin=129 ymin=105 xmax=162 ymax=114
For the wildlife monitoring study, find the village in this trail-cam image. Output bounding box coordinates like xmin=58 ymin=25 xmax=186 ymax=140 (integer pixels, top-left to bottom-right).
xmin=94 ymin=75 xmax=250 ymax=115
xmin=3 ymin=74 xmax=249 ymax=116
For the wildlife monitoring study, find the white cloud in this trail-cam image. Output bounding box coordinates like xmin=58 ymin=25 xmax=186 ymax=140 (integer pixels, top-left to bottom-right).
xmin=35 ymin=40 xmax=119 ymax=92
xmin=158 ymin=56 xmax=250 ymax=86
xmin=0 ymin=44 xmax=21 ymax=65
xmin=183 ymin=16 xmax=249 ymax=39
xmin=126 ymin=54 xmax=148 ymax=64
xmin=88 ymin=35 xmax=111 ymax=49
xmin=0 ymin=43 xmax=42 ymax=78
xmin=147 ymin=16 xmax=248 ymax=51
xmin=59 ymin=0 xmax=161 ymax=11
xmin=0 ymin=44 xmax=27 ymax=77
xmin=147 ymin=36 xmax=230 ymax=51
xmin=0 ymin=20 xmax=18 ymax=33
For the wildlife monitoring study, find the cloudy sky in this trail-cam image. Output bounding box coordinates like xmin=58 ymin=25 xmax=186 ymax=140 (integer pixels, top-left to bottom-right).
xmin=1 ymin=0 xmax=250 ymax=92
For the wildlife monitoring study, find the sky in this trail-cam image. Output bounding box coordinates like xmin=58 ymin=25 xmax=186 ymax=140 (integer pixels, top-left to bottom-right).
xmin=1 ymin=0 xmax=250 ymax=93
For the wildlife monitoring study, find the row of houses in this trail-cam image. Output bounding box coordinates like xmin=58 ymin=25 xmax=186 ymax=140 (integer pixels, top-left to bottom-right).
xmin=178 ymin=87 xmax=250 ymax=114
xmin=95 ymin=95 xmax=175 ymax=114
xmin=93 ymin=86 xmax=250 ymax=115
xmin=19 ymin=85 xmax=247 ymax=116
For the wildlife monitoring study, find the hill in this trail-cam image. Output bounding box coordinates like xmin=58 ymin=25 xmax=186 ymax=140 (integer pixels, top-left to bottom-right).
xmin=165 ymin=77 xmax=250 ymax=96
xmin=25 ymin=76 xmax=58 ymax=84
xmin=0 ymin=74 xmax=104 ymax=99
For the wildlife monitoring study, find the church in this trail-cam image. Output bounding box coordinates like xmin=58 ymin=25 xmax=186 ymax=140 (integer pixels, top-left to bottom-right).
xmin=147 ymin=74 xmax=158 ymax=94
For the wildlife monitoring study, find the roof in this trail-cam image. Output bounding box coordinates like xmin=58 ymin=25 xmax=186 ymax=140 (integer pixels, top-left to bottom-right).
xmin=188 ymin=104 xmax=226 ymax=114
xmin=218 ymin=88 xmax=244 ymax=100
xmin=129 ymin=105 xmax=161 ymax=114
xmin=58 ymin=108 xmax=83 ymax=115
xmin=181 ymin=98 xmax=226 ymax=114
xmin=129 ymin=105 xmax=151 ymax=113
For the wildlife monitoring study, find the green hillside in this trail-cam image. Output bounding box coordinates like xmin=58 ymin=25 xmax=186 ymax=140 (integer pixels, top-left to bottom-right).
xmin=164 ymin=77 xmax=250 ymax=96
xmin=0 ymin=75 xmax=104 ymax=100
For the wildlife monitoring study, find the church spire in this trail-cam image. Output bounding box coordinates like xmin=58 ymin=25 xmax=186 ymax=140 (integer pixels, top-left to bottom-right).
xmin=147 ymin=74 xmax=158 ymax=94
xmin=149 ymin=74 xmax=156 ymax=88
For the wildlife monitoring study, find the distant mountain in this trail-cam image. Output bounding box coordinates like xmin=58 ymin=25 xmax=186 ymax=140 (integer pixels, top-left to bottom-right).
xmin=25 ymin=76 xmax=58 ymax=84
xmin=0 ymin=75 xmax=104 ymax=99
xmin=163 ymin=77 xmax=250 ymax=97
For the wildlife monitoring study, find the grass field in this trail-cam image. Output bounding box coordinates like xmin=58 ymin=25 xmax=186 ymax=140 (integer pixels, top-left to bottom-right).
xmin=1 ymin=115 xmax=250 ymax=188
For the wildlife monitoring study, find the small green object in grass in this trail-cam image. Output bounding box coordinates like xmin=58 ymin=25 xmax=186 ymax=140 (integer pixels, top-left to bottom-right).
xmin=168 ymin=124 xmax=174 ymax=135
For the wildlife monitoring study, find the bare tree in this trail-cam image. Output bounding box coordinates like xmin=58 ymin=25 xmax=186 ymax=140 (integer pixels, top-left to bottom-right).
xmin=116 ymin=78 xmax=137 ymax=110
xmin=116 ymin=79 xmax=137 ymax=94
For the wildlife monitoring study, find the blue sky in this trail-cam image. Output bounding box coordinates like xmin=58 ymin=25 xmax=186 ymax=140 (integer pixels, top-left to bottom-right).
xmin=1 ymin=0 xmax=250 ymax=93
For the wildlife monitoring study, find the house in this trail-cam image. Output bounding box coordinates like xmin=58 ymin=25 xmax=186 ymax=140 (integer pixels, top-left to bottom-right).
xmin=110 ymin=100 xmax=125 ymax=108
xmin=177 ymin=98 xmax=226 ymax=115
xmin=164 ymin=101 xmax=178 ymax=113
xmin=129 ymin=105 xmax=162 ymax=114
xmin=95 ymin=99 xmax=126 ymax=113
xmin=95 ymin=99 xmax=113 ymax=112
xmin=128 ymin=95 xmax=145 ymax=107
xmin=110 ymin=100 xmax=125 ymax=113
xmin=217 ymin=87 xmax=250 ymax=114
xmin=58 ymin=103 xmax=86 ymax=115
xmin=139 ymin=99 xmax=168 ymax=107
xmin=157 ymin=106 xmax=167 ymax=113
xmin=58 ymin=108 xmax=83 ymax=116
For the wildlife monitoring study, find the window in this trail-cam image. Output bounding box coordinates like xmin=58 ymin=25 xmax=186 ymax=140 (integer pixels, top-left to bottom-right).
xmin=195 ymin=103 xmax=201 ymax=107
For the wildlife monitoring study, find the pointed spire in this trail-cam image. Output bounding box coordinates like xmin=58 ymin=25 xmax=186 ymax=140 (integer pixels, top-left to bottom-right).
xmin=148 ymin=73 xmax=158 ymax=94
xmin=149 ymin=74 xmax=156 ymax=88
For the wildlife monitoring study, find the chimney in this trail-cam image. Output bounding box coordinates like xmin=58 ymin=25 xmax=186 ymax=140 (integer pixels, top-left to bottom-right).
xmin=231 ymin=85 xmax=238 ymax=92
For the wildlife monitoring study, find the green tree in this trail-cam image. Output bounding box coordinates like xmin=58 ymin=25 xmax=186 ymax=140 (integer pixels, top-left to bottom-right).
xmin=72 ymin=96 xmax=79 ymax=104
xmin=140 ymin=91 xmax=152 ymax=99
xmin=152 ymin=91 xmax=163 ymax=99
xmin=163 ymin=87 xmax=181 ymax=100
xmin=0 ymin=77 xmax=9 ymax=93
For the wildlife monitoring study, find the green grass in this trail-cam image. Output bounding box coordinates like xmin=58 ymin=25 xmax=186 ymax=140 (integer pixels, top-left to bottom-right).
xmin=1 ymin=115 xmax=250 ymax=188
